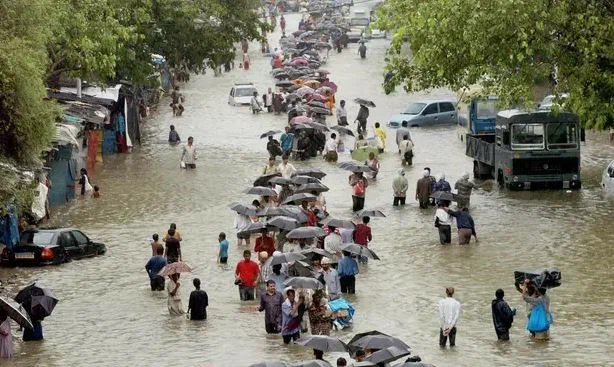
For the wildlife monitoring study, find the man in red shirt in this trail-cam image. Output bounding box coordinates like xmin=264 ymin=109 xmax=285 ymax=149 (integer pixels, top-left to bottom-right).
xmin=254 ymin=229 xmax=276 ymax=257
xmin=353 ymin=216 xmax=372 ymax=263
xmin=235 ymin=249 xmax=260 ymax=301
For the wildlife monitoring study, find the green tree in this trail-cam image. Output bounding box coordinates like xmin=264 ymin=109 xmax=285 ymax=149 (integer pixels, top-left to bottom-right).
xmin=0 ymin=0 xmax=57 ymax=163
xmin=376 ymin=0 xmax=614 ymax=129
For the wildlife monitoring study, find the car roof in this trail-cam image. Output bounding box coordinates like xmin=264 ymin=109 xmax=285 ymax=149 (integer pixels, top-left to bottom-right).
xmin=408 ymin=99 xmax=455 ymax=104
xmin=22 ymin=228 xmax=77 ymax=234
xmin=497 ymin=109 xmax=578 ymax=123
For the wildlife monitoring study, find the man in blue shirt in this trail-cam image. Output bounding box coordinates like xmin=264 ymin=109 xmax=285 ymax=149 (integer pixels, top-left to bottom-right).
xmin=218 ymin=232 xmax=229 ymax=264
xmin=446 ymin=207 xmax=477 ymax=245
xmin=145 ymin=246 xmax=167 ymax=291
xmin=280 ymin=126 xmax=294 ymax=155
xmin=337 ymin=251 xmax=359 ymax=294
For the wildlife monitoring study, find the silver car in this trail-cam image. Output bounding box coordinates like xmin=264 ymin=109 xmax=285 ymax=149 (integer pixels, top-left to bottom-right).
xmin=602 ymin=159 xmax=614 ymax=193
xmin=388 ymin=100 xmax=458 ymax=127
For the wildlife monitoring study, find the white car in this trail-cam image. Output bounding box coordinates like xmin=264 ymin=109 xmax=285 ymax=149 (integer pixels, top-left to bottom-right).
xmin=602 ymin=160 xmax=614 ymax=192
xmin=228 ymin=83 xmax=258 ymax=106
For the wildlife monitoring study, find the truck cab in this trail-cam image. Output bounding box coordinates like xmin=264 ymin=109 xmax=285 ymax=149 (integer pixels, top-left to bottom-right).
xmin=348 ymin=8 xmax=370 ymax=42
xmin=466 ymin=110 xmax=582 ymax=190
xmin=457 ymin=95 xmax=500 ymax=142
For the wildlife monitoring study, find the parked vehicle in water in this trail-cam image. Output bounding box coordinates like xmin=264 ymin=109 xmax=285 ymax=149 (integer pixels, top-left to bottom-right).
xmin=388 ymin=100 xmax=458 ymax=128
xmin=348 ymin=8 xmax=370 ymax=42
xmin=466 ymin=110 xmax=582 ymax=190
xmin=602 ymin=160 xmax=614 ymax=192
xmin=228 ymin=83 xmax=258 ymax=106
xmin=1 ymin=228 xmax=106 ymax=266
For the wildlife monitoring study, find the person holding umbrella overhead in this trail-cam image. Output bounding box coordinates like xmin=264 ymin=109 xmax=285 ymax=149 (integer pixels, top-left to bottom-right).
xmin=434 ymin=200 xmax=453 ymax=244
xmin=349 ymin=171 xmax=368 ymax=212
xmin=14 ymin=283 xmax=59 ymax=341
xmin=355 ymin=104 xmax=369 ymax=136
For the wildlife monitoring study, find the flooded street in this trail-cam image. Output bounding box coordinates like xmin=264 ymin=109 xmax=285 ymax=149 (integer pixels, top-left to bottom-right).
xmin=2 ymin=13 xmax=614 ymax=367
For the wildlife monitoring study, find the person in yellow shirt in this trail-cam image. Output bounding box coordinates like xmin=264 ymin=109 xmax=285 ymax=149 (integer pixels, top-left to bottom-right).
xmin=374 ymin=122 xmax=387 ymax=153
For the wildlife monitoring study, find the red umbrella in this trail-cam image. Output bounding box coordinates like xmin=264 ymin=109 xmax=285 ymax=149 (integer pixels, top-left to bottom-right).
xmin=158 ymin=261 xmax=194 ymax=276
xmin=321 ymin=81 xmax=338 ymax=93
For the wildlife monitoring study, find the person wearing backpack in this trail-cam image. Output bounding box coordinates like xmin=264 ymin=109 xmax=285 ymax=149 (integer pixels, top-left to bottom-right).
xmin=349 ymin=171 xmax=368 ymax=212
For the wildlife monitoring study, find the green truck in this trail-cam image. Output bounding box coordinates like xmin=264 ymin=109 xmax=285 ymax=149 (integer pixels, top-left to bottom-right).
xmin=465 ymin=110 xmax=582 ymax=190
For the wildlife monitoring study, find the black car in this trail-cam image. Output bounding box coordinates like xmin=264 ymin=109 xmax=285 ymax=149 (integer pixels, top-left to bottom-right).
xmin=1 ymin=228 xmax=106 ymax=266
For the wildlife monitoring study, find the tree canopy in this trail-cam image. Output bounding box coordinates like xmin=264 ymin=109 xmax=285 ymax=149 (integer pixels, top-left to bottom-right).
xmin=376 ymin=0 xmax=614 ymax=129
xmin=1 ymin=0 xmax=266 ymax=164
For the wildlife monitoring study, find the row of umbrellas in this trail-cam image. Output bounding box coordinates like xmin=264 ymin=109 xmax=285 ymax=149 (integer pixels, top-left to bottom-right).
xmin=250 ymin=331 xmax=432 ymax=366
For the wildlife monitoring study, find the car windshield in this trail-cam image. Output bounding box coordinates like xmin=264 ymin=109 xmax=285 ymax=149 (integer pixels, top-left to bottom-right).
xmin=547 ymin=122 xmax=578 ymax=149
xmin=350 ymin=18 xmax=369 ymax=26
xmin=511 ymin=123 xmax=545 ymax=150
xmin=21 ymin=232 xmax=55 ymax=245
xmin=476 ymin=100 xmax=498 ymax=119
xmin=235 ymin=88 xmax=256 ymax=97
xmin=403 ymin=103 xmax=426 ymax=115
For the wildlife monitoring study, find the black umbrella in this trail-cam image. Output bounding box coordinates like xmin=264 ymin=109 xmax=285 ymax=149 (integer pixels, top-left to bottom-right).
xmin=284 ymin=277 xmax=324 ymax=290
xmin=295 ymin=183 xmax=329 ymax=194
xmin=286 ymin=93 xmax=300 ymax=101
xmin=294 ymin=169 xmax=327 ymax=179
xmin=249 ymin=362 xmax=288 ymax=367
xmin=269 ymin=177 xmax=294 ymax=186
xmin=275 ymin=80 xmax=294 ymax=87
xmin=295 ymin=335 xmax=349 ymax=352
xmin=356 ymin=209 xmax=386 ymax=218
xmin=287 ymin=226 xmax=325 ymax=239
xmin=354 ymin=98 xmax=376 ymax=108
xmin=365 ymin=346 xmax=412 ymax=365
xmin=229 ymin=202 xmax=259 ymax=216
xmin=300 ymin=248 xmax=334 ymax=260
xmin=237 ymin=222 xmax=270 ymax=237
xmin=347 ymin=165 xmax=373 ymax=173
xmin=267 ymin=216 xmax=300 ymax=231
xmin=287 ymin=260 xmax=315 ymax=277
xmin=348 ymin=330 xmax=391 ymax=348
xmin=266 ymin=252 xmax=307 ymax=267
xmin=0 ymin=297 xmax=33 ymax=330
xmin=254 ymin=172 xmax=282 ymax=187
xmin=257 ymin=207 xmax=288 ymax=217
xmin=14 ymin=284 xmax=59 ymax=321
xmin=292 ymin=175 xmax=322 ymax=185
xmin=260 ymin=130 xmax=282 ymax=139
xmin=330 ymin=125 xmax=355 ymax=136
xmin=307 ymin=121 xmax=330 ymax=132
xmin=320 ymin=217 xmax=355 ymax=229
xmin=339 ymin=243 xmax=380 ymax=260
xmin=351 ymin=334 xmax=410 ymax=351
xmin=431 ymin=191 xmax=458 ymax=202
xmin=310 ymin=107 xmax=332 ymax=115
xmin=308 ymin=101 xmax=327 ymax=109
xmin=246 ymin=186 xmax=278 ymax=197
xmin=282 ymin=193 xmax=317 ymax=204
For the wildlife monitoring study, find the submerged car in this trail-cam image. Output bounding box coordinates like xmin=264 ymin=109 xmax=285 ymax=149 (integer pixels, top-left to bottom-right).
xmin=388 ymin=100 xmax=458 ymax=127
xmin=602 ymin=160 xmax=614 ymax=192
xmin=1 ymin=228 xmax=106 ymax=266
xmin=228 ymin=83 xmax=258 ymax=106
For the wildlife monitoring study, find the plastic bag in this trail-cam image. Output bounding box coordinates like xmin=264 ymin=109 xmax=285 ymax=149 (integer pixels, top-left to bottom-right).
xmin=527 ymin=302 xmax=552 ymax=333
xmin=180 ymin=161 xmax=186 ymax=169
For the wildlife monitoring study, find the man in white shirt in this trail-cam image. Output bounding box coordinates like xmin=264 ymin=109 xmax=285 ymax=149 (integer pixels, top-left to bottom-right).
xmin=336 ymin=100 xmax=348 ymax=125
xmin=321 ymin=257 xmax=341 ymax=300
xmin=181 ymin=136 xmax=197 ymax=168
xmin=324 ymin=133 xmax=338 ymax=162
xmin=396 ymin=120 xmax=412 ymax=150
xmin=438 ymin=287 xmax=461 ymax=347
xmin=323 ymin=227 xmax=342 ymax=260
xmin=279 ymin=155 xmax=296 ymax=179
xmin=265 ymin=87 xmax=274 ymax=112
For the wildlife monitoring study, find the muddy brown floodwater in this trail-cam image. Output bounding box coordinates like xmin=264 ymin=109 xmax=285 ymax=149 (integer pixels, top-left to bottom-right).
xmin=1 ymin=13 xmax=614 ymax=367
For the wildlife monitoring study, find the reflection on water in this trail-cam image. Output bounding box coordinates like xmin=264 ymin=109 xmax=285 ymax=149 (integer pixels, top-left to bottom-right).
xmin=1 ymin=14 xmax=614 ymax=367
